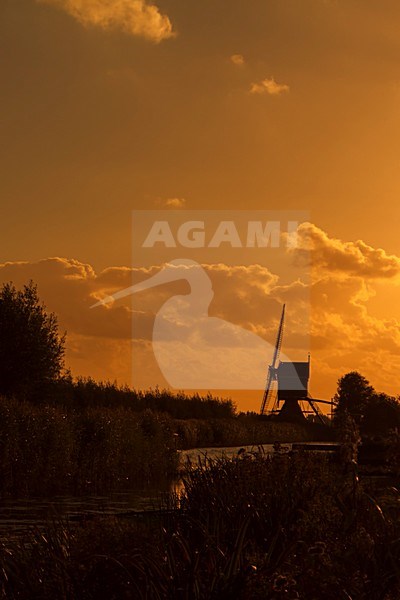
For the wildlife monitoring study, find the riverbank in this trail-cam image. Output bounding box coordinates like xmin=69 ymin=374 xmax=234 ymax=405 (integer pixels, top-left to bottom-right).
xmin=175 ymin=416 xmax=332 ymax=449
xmin=1 ymin=450 xmax=399 ymax=599
xmin=0 ymin=397 xmax=333 ymax=499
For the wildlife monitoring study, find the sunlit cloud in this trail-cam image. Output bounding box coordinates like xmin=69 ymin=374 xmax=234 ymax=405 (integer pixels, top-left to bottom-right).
xmin=1 ymin=223 xmax=400 ymax=400
xmin=230 ymin=54 xmax=245 ymax=66
xmin=37 ymin=0 xmax=175 ymax=43
xmin=250 ymin=77 xmax=289 ymax=96
xmin=164 ymin=198 xmax=187 ymax=208
xmin=292 ymin=222 xmax=400 ymax=279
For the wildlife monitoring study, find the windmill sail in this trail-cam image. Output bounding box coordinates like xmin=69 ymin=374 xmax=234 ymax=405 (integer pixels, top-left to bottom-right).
xmin=260 ymin=304 xmax=285 ymax=415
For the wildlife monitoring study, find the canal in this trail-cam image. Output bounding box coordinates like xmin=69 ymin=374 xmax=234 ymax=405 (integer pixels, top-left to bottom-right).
xmin=0 ymin=442 xmax=338 ymax=534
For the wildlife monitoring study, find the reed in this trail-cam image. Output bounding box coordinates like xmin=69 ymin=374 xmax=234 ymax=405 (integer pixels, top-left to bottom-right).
xmin=0 ymin=451 xmax=399 ymax=599
xmin=0 ymin=398 xmax=178 ymax=497
xmin=0 ymin=391 xmax=329 ymax=498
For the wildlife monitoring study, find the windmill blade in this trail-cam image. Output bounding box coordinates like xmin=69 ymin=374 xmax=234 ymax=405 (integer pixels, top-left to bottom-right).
xmin=260 ymin=304 xmax=285 ymax=415
xmin=271 ymin=304 xmax=285 ymax=369
xmin=260 ymin=367 xmax=275 ymax=415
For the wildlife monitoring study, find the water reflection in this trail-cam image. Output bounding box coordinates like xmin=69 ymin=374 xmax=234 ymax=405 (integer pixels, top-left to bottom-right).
xmin=0 ymin=444 xmax=282 ymax=534
xmin=0 ymin=486 xmax=170 ymax=535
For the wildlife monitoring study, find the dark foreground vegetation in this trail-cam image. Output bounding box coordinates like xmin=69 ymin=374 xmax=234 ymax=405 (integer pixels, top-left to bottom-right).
xmin=1 ymin=448 xmax=400 ymax=599
xmin=2 ymin=281 xmax=400 ymax=598
xmin=0 ymin=281 xmax=331 ymax=498
xmin=0 ymin=395 xmax=322 ymax=498
xmin=0 ymin=398 xmax=178 ymax=497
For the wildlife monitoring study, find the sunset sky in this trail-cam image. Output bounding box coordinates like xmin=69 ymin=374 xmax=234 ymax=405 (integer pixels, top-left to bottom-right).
xmin=2 ymin=0 xmax=400 ymax=411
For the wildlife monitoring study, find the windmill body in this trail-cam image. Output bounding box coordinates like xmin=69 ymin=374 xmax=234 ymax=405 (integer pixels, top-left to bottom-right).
xmin=275 ymin=359 xmax=310 ymax=422
xmin=277 ymin=360 xmax=310 ymax=400
xmin=260 ymin=305 xmax=328 ymax=423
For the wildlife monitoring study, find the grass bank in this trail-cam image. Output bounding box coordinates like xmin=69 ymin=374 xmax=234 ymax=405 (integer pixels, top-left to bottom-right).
xmin=0 ymin=450 xmax=399 ymax=599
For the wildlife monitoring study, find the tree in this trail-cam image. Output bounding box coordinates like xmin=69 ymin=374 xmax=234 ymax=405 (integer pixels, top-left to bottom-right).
xmin=361 ymin=393 xmax=400 ymax=436
xmin=333 ymin=371 xmax=375 ymax=426
xmin=0 ymin=281 xmax=65 ymax=399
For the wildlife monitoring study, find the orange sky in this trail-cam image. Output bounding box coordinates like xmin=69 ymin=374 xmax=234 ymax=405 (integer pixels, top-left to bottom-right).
xmin=2 ymin=0 xmax=400 ymax=411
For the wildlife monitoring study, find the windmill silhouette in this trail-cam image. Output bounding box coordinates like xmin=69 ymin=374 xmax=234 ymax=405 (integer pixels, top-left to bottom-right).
xmin=260 ymin=304 xmax=330 ymax=423
xmin=91 ymin=259 xmax=295 ymax=390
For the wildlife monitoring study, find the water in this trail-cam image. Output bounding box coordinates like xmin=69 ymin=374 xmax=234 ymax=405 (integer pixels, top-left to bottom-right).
xmin=0 ymin=442 xmax=337 ymax=535
xmin=0 ymin=488 xmax=171 ymax=536
xmin=178 ymin=441 xmax=338 ymax=465
xmin=179 ymin=443 xmax=276 ymax=464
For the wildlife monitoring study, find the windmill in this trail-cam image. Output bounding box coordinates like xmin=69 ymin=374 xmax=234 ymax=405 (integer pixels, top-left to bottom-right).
xmin=260 ymin=305 xmax=331 ymax=424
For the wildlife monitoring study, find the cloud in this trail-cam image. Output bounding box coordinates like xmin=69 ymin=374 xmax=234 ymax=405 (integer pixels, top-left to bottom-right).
xmin=281 ymin=223 xmax=400 ymax=393
xmin=306 ymin=273 xmax=400 ymax=397
xmin=164 ymin=198 xmax=186 ymax=208
xmin=292 ymin=222 xmax=400 ymax=279
xmin=230 ymin=54 xmax=245 ymax=66
xmin=37 ymin=0 xmax=175 ymax=43
xmin=0 ymin=258 xmax=284 ymax=391
xmin=250 ymin=77 xmax=289 ymax=96
xmin=1 ymin=230 xmax=400 ymax=402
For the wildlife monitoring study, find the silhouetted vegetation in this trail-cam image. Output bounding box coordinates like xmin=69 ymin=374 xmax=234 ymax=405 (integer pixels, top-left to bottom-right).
xmin=174 ymin=416 xmax=320 ymax=449
xmin=334 ymin=371 xmax=400 ymax=438
xmin=0 ymin=398 xmax=177 ymax=497
xmin=0 ymin=396 xmax=324 ymax=498
xmin=1 ymin=281 xmax=399 ymax=597
xmin=47 ymin=377 xmax=237 ymax=419
xmin=1 ymin=450 xmax=400 ymax=599
xmin=362 ymin=393 xmax=400 ymax=436
xmin=0 ymin=279 xmax=331 ymax=501
xmin=334 ymin=371 xmax=375 ymax=425
xmin=0 ymin=281 xmax=65 ymax=399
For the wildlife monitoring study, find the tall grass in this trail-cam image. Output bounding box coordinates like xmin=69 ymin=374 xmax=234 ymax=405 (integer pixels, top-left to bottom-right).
xmin=0 ymin=390 xmax=331 ymax=498
xmin=45 ymin=378 xmax=236 ymax=419
xmin=0 ymin=398 xmax=178 ymax=497
xmin=173 ymin=451 xmax=400 ymax=599
xmin=174 ymin=417 xmax=320 ymax=449
xmin=0 ymin=451 xmax=399 ymax=599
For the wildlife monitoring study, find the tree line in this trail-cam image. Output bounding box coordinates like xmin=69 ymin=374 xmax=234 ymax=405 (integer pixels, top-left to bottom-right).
xmin=1 ymin=280 xmax=399 ymax=437
xmin=0 ymin=281 xmax=235 ymax=419
xmin=334 ymin=371 xmax=400 ymax=437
